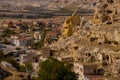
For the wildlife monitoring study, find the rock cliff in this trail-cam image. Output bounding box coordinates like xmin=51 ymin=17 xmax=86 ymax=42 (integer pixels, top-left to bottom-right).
xmin=49 ymin=0 xmax=120 ymax=76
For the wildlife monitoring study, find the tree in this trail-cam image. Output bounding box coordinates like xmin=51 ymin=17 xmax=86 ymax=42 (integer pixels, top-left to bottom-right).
xmin=6 ymin=58 xmax=20 ymax=70
xmin=8 ymin=21 xmax=14 ymax=27
xmin=37 ymin=58 xmax=77 ymax=80
xmin=0 ymin=50 xmax=4 ymax=62
xmin=25 ymin=63 xmax=33 ymax=80
xmin=19 ymin=65 xmax=26 ymax=72
xmin=25 ymin=63 xmax=33 ymax=72
xmin=33 ymin=27 xmax=47 ymax=49
xmin=38 ymin=28 xmax=46 ymax=48
xmin=1 ymin=28 xmax=16 ymax=37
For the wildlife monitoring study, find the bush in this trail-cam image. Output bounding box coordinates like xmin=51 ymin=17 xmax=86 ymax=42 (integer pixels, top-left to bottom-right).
xmin=19 ymin=66 xmax=26 ymax=72
xmin=37 ymin=57 xmax=77 ymax=80
xmin=1 ymin=28 xmax=16 ymax=37
xmin=0 ymin=50 xmax=4 ymax=62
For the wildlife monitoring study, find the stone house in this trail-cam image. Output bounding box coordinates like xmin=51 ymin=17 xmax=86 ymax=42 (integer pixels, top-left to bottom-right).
xmin=84 ymin=64 xmax=98 ymax=75
xmin=74 ymin=61 xmax=85 ymax=80
xmin=14 ymin=37 xmax=32 ymax=47
xmin=84 ymin=64 xmax=105 ymax=75
xmin=2 ymin=21 xmax=9 ymax=27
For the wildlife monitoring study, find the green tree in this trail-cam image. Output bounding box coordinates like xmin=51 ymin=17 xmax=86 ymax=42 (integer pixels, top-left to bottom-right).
xmin=0 ymin=50 xmax=4 ymax=62
xmin=38 ymin=28 xmax=46 ymax=48
xmin=1 ymin=28 xmax=16 ymax=37
xmin=25 ymin=62 xmax=33 ymax=72
xmin=25 ymin=63 xmax=33 ymax=80
xmin=37 ymin=58 xmax=77 ymax=80
xmin=8 ymin=21 xmax=14 ymax=27
xmin=31 ymin=26 xmax=47 ymax=49
xmin=19 ymin=65 xmax=26 ymax=72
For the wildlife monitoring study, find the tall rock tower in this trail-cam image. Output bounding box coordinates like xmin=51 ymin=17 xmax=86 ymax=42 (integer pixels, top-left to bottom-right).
xmin=61 ymin=10 xmax=81 ymax=38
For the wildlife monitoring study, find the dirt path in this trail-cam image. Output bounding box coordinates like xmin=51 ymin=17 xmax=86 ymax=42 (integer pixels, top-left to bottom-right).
xmin=1 ymin=65 xmax=28 ymax=80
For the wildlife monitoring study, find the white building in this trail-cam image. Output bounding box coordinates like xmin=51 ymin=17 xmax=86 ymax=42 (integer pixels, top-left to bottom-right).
xmin=14 ymin=37 xmax=32 ymax=47
xmin=34 ymin=31 xmax=41 ymax=42
xmin=31 ymin=62 xmax=39 ymax=77
xmin=57 ymin=56 xmax=74 ymax=63
xmin=74 ymin=61 xmax=90 ymax=80
xmin=32 ymin=63 xmax=39 ymax=72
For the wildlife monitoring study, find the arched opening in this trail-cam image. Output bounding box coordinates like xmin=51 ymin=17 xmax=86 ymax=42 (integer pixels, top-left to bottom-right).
xmin=74 ymin=46 xmax=78 ymax=50
xmin=87 ymin=53 xmax=91 ymax=57
xmin=99 ymin=42 xmax=102 ymax=45
xmin=91 ymin=56 xmax=96 ymax=62
xmin=102 ymin=61 xmax=108 ymax=66
xmin=94 ymin=69 xmax=98 ymax=74
xmin=106 ymin=55 xmax=109 ymax=62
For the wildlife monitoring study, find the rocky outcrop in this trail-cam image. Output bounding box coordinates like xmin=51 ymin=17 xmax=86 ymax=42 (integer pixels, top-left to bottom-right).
xmin=49 ymin=0 xmax=120 ymax=75
xmin=61 ymin=10 xmax=81 ymax=38
xmin=93 ymin=0 xmax=120 ymax=24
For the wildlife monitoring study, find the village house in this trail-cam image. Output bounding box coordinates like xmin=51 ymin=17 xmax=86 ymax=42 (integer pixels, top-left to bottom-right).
xmin=57 ymin=56 xmax=74 ymax=68
xmin=19 ymin=47 xmax=51 ymax=66
xmin=44 ymin=31 xmax=58 ymax=45
xmin=18 ymin=48 xmax=51 ymax=77
xmin=58 ymin=56 xmax=74 ymax=63
xmin=39 ymin=47 xmax=51 ymax=61
xmin=31 ymin=63 xmax=39 ymax=76
xmin=15 ymin=21 xmax=29 ymax=31
xmin=32 ymin=21 xmax=38 ymax=26
xmin=74 ymin=61 xmax=85 ymax=80
xmin=14 ymin=36 xmax=32 ymax=47
xmin=0 ymin=30 xmax=3 ymax=35
xmin=34 ymin=31 xmax=41 ymax=42
xmin=57 ymin=57 xmax=90 ymax=80
xmin=84 ymin=64 xmax=98 ymax=75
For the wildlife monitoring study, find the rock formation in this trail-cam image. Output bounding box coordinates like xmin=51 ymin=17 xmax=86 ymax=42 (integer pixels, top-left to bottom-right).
xmin=61 ymin=9 xmax=81 ymax=38
xmin=49 ymin=0 xmax=120 ymax=77
xmin=93 ymin=0 xmax=119 ymax=24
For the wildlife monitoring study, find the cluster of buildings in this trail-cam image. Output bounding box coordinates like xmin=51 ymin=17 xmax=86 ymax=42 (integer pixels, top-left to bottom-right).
xmin=0 ymin=18 xmax=62 ymax=47
xmin=0 ymin=18 xmax=63 ymax=79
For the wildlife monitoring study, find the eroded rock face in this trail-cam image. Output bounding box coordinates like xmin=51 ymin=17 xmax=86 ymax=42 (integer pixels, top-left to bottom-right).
xmin=114 ymin=60 xmax=120 ymax=73
xmin=62 ymin=17 xmax=74 ymax=38
xmin=49 ymin=0 xmax=120 ymax=76
xmin=93 ymin=0 xmax=120 ymax=24
xmin=62 ymin=10 xmax=81 ymax=38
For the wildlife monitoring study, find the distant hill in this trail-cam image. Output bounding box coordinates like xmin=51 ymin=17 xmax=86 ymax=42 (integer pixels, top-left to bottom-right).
xmin=0 ymin=0 xmax=98 ymax=11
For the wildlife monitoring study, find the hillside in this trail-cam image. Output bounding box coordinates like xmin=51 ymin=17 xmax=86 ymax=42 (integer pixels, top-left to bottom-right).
xmin=0 ymin=0 xmax=98 ymax=11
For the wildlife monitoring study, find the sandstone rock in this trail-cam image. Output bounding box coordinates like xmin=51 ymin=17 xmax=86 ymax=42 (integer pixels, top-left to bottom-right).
xmin=61 ymin=9 xmax=81 ymax=38
xmin=49 ymin=0 xmax=120 ymax=76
